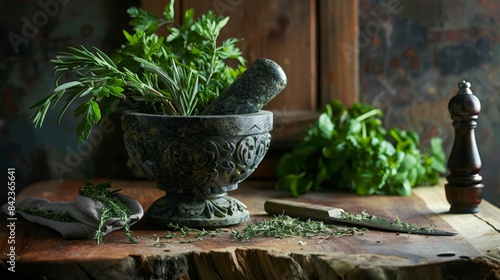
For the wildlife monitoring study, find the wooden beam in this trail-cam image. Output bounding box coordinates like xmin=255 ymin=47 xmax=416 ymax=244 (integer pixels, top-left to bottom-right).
xmin=183 ymin=0 xmax=318 ymax=112
xmin=319 ymin=0 xmax=359 ymax=107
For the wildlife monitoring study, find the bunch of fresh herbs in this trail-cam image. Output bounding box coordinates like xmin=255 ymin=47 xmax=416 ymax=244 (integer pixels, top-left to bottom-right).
xmin=30 ymin=0 xmax=246 ymax=142
xmin=276 ymin=100 xmax=446 ymax=197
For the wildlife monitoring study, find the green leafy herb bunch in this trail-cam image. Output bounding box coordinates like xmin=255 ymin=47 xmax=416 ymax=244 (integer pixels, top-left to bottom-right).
xmin=30 ymin=0 xmax=246 ymax=142
xmin=276 ymin=100 xmax=447 ymax=197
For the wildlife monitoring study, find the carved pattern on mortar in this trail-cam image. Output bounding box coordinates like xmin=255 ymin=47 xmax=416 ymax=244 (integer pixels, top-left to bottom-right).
xmin=162 ymin=133 xmax=271 ymax=189
xmin=123 ymin=131 xmax=271 ymax=186
xmin=164 ymin=194 xmax=247 ymax=220
xmin=123 ymin=134 xmax=156 ymax=180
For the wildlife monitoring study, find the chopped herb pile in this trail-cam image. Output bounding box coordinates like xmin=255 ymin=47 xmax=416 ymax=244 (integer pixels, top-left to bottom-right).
xmin=150 ymin=216 xmax=360 ymax=245
xmin=341 ymin=210 xmax=434 ymax=233
xmin=20 ymin=208 xmax=76 ymax=223
xmin=233 ymin=214 xmax=360 ymax=241
xmin=276 ymin=100 xmax=447 ymax=197
xmin=79 ymin=180 xmax=137 ymax=245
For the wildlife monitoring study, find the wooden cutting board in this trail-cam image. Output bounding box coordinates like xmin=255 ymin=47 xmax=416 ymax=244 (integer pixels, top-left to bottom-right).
xmin=1 ymin=179 xmax=499 ymax=279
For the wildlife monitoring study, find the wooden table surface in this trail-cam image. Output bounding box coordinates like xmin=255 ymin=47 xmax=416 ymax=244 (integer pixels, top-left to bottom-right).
xmin=1 ymin=179 xmax=499 ymax=280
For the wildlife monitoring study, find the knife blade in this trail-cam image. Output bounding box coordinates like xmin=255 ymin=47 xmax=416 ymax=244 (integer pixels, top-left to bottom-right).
xmin=264 ymin=199 xmax=457 ymax=236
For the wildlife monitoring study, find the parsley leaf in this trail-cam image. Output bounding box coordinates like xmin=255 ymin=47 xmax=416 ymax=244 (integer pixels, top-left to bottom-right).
xmin=276 ymin=100 xmax=446 ymax=197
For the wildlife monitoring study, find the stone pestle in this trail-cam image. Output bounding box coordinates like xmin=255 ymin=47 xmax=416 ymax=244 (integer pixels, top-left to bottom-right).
xmin=201 ymin=58 xmax=287 ymax=115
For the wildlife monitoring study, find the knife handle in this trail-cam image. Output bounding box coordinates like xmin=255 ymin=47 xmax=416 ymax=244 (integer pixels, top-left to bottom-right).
xmin=264 ymin=199 xmax=344 ymax=221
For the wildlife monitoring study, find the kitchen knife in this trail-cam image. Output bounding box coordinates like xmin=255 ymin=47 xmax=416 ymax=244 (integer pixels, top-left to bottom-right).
xmin=264 ymin=199 xmax=457 ymax=236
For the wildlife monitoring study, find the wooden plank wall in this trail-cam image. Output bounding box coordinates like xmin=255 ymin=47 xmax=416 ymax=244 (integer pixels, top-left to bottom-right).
xmin=319 ymin=0 xmax=359 ymax=107
xmin=178 ymin=0 xmax=318 ymax=113
xmin=141 ymin=0 xmax=359 ymax=111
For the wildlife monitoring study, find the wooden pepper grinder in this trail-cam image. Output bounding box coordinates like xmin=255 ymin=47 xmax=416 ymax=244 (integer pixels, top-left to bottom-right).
xmin=445 ymin=80 xmax=483 ymax=213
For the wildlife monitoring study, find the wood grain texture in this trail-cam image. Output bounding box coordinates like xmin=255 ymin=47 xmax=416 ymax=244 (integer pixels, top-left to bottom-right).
xmin=1 ymin=179 xmax=499 ymax=279
xmin=319 ymin=0 xmax=359 ymax=107
xmin=414 ymin=182 xmax=500 ymax=260
xmin=142 ymin=0 xmax=360 ymax=110
xmin=141 ymin=0 xmax=318 ymax=117
xmin=169 ymin=0 xmax=318 ymax=112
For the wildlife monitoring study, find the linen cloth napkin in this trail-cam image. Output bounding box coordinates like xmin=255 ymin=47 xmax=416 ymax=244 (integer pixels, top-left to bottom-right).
xmin=1 ymin=193 xmax=143 ymax=239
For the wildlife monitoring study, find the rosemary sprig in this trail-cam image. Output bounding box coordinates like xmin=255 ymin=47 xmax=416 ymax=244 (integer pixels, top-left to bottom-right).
xmin=20 ymin=208 xmax=76 ymax=223
xmin=79 ymin=180 xmax=137 ymax=245
xmin=137 ymin=58 xmax=199 ymax=116
xmin=233 ymin=215 xmax=359 ymax=241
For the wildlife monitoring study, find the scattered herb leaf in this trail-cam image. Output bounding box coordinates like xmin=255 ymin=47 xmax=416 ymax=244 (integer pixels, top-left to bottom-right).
xmin=151 ymin=223 xmax=228 ymax=246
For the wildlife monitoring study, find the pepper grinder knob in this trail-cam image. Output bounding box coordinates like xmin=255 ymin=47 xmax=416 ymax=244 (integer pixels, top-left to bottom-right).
xmin=445 ymin=80 xmax=483 ymax=213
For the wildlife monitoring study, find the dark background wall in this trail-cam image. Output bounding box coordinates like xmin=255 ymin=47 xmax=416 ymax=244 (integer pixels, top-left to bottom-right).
xmin=1 ymin=0 xmax=499 ymax=207
xmin=359 ymin=0 xmax=500 ymax=206
xmin=1 ymin=0 xmax=139 ymax=204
